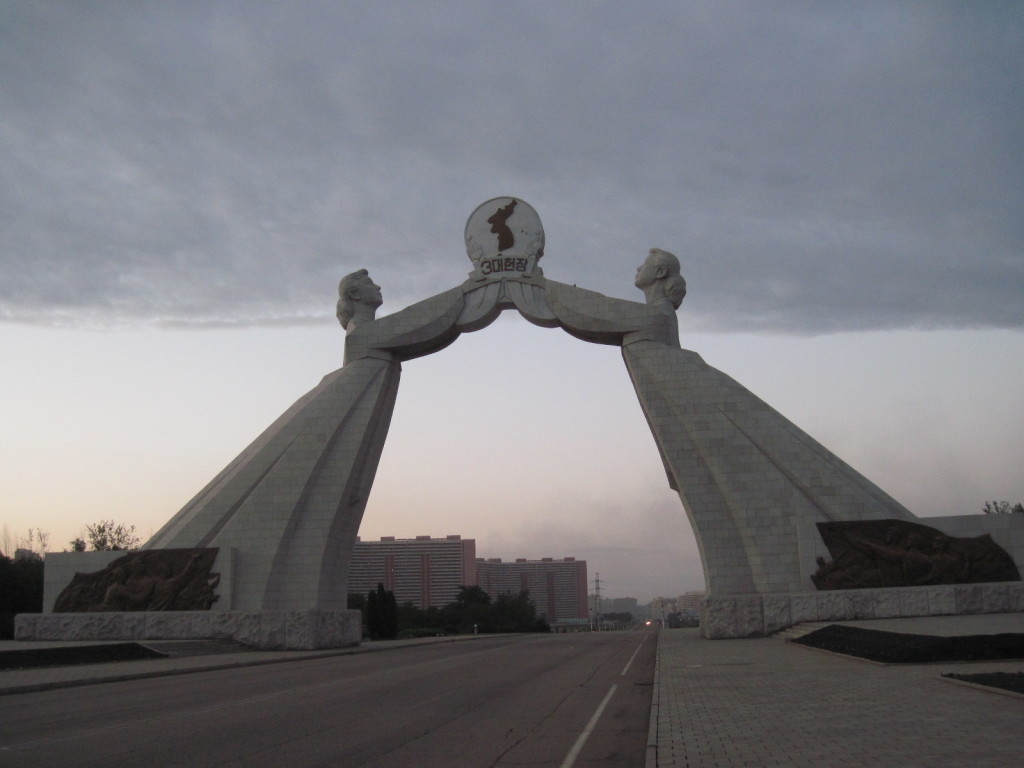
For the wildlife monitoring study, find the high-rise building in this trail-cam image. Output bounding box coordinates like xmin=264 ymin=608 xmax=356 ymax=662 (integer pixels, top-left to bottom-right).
xmin=650 ymin=596 xmax=676 ymax=623
xmin=611 ymin=597 xmax=639 ymax=617
xmin=348 ymin=535 xmax=476 ymax=609
xmin=476 ymin=557 xmax=588 ymax=625
xmin=677 ymin=591 xmax=705 ymax=614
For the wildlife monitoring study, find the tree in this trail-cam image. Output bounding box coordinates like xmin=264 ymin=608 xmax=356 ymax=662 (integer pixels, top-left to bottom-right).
xmin=85 ymin=520 xmax=141 ymax=551
xmin=365 ymin=587 xmax=379 ymax=636
xmin=365 ymin=583 xmax=398 ymax=640
xmin=382 ymin=586 xmax=398 ymax=639
xmin=442 ymin=585 xmax=493 ymax=633
xmin=491 ymin=591 xmax=548 ymax=633
xmin=436 ymin=586 xmax=550 ymax=634
xmin=396 ymin=601 xmax=444 ymax=637
xmin=982 ymin=501 xmax=1024 ymax=515
xmin=14 ymin=528 xmax=50 ymax=558
xmin=0 ymin=527 xmax=51 ymax=560
xmin=0 ymin=525 xmax=14 ymax=559
xmin=0 ymin=551 xmax=44 ymax=639
xmin=388 ymin=587 xmax=551 ymax=637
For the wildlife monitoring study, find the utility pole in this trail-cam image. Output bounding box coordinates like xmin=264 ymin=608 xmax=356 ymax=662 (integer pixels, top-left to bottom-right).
xmin=593 ymin=572 xmax=603 ymax=631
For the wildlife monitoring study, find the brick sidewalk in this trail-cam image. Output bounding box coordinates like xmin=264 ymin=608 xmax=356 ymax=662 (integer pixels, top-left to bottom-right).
xmin=649 ymin=621 xmax=1024 ymax=768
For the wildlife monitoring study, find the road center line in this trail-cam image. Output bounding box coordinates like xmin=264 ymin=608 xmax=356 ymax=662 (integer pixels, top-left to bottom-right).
xmin=559 ymin=684 xmax=617 ymax=768
xmin=620 ymin=633 xmax=648 ymax=676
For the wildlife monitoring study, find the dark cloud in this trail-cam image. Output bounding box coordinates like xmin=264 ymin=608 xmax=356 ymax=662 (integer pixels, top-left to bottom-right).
xmin=1 ymin=2 xmax=1021 ymax=331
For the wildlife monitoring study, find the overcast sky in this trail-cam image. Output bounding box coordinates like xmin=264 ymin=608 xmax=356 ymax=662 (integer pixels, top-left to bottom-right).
xmin=2 ymin=3 xmax=1022 ymax=601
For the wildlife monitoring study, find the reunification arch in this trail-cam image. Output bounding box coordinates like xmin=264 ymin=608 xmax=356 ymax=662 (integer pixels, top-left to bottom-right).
xmin=143 ymin=198 xmax=919 ymax=642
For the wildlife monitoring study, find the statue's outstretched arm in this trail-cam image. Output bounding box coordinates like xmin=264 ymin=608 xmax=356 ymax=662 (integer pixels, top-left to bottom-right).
xmin=544 ymin=279 xmax=679 ymax=348
xmin=344 ymin=286 xmax=466 ymax=364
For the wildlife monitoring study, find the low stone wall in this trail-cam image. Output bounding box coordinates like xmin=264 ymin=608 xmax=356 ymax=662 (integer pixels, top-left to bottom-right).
xmin=15 ymin=609 xmax=361 ymax=650
xmin=700 ymin=581 xmax=1024 ymax=639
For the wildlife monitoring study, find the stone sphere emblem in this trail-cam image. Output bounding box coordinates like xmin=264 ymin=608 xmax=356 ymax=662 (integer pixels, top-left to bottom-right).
xmin=464 ymin=197 xmax=545 ymax=280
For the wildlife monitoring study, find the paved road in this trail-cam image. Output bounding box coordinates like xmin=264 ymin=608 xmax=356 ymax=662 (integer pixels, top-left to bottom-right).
xmin=0 ymin=631 xmax=656 ymax=767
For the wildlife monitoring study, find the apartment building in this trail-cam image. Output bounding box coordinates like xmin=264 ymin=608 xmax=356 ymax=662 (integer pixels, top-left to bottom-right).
xmin=475 ymin=556 xmax=588 ymax=625
xmin=348 ymin=535 xmax=476 ymax=609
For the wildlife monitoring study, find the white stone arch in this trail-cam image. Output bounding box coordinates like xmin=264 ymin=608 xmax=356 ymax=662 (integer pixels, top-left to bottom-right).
xmin=26 ymin=199 xmax=1019 ymax=648
xmin=145 ymin=273 xmax=917 ymax=628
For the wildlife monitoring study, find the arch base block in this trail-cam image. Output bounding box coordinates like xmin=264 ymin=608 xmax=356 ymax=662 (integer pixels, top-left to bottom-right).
xmin=700 ymin=581 xmax=1024 ymax=638
xmin=14 ymin=609 xmax=361 ymax=650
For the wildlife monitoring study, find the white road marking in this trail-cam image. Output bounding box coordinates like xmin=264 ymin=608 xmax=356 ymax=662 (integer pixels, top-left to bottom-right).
xmin=559 ymin=684 xmax=617 ymax=768
xmin=620 ymin=633 xmax=649 ymax=676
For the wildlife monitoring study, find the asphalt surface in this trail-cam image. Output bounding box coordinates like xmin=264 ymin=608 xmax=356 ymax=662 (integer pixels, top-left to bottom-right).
xmin=0 ymin=631 xmax=655 ymax=767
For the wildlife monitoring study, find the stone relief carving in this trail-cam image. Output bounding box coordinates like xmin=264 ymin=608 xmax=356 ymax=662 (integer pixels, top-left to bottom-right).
xmin=811 ymin=520 xmax=1021 ymax=590
xmin=53 ymin=548 xmax=220 ymax=612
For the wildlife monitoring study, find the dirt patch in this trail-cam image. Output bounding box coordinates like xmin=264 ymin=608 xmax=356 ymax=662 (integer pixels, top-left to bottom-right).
xmin=943 ymin=671 xmax=1024 ymax=694
xmin=0 ymin=643 xmax=167 ymax=670
xmin=792 ymin=625 xmax=1024 ymax=695
xmin=792 ymin=624 xmax=1024 ymax=664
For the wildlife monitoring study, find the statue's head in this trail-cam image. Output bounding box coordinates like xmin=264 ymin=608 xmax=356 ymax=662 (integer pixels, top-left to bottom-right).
xmin=336 ymin=269 xmax=383 ymax=331
xmin=635 ymin=248 xmax=686 ymax=309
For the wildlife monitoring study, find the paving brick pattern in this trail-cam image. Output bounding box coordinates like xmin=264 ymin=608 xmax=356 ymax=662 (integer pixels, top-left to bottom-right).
xmin=651 ymin=626 xmax=1024 ymax=767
